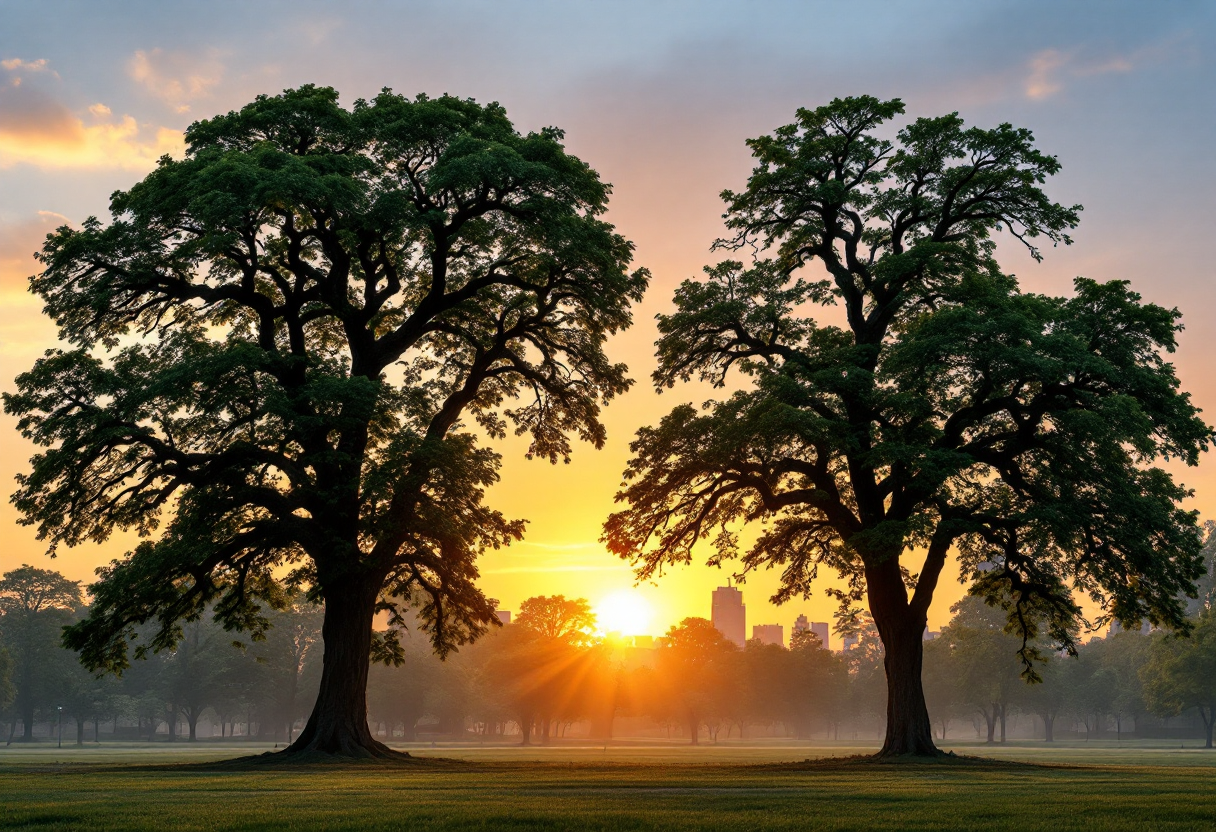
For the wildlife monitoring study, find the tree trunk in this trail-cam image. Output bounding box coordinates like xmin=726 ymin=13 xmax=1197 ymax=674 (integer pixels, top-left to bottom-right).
xmin=21 ymin=706 xmax=33 ymax=743
xmin=286 ymin=576 xmax=401 ymax=758
xmin=1201 ymin=706 xmax=1213 ymax=750
xmin=75 ymin=717 xmax=85 ymax=745
xmin=519 ymin=716 xmax=533 ymax=746
xmin=872 ymin=604 xmax=939 ymax=757
xmin=984 ymin=709 xmax=996 ymax=743
xmin=688 ymin=714 xmax=699 ymax=745
xmin=1042 ymin=713 xmax=1055 ymax=742
xmin=187 ymin=713 xmax=199 ymax=742
xmin=998 ymin=703 xmax=1007 ymax=744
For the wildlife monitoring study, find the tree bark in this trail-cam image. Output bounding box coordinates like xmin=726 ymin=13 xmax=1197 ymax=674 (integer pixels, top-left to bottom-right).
xmin=869 ymin=562 xmax=939 ymax=758
xmin=1042 ymin=713 xmax=1055 ymax=742
xmin=285 ymin=576 xmax=402 ymax=758
xmin=875 ymin=620 xmax=938 ymax=756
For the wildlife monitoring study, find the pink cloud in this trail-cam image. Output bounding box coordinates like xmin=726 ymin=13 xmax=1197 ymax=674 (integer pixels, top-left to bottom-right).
xmin=0 ymin=60 xmax=183 ymax=169
xmin=0 ymin=211 xmax=69 ymax=291
xmin=128 ymin=48 xmax=224 ymax=113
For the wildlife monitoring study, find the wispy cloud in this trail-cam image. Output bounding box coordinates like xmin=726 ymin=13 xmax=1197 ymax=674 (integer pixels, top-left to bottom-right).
xmin=481 ymin=540 xmax=629 ymax=574
xmin=1024 ymin=44 xmax=1156 ymax=100
xmin=511 ymin=541 xmax=606 ymax=552
xmin=128 ymin=48 xmax=224 ymax=113
xmin=482 ymin=563 xmax=631 ymax=575
xmin=1025 ymin=49 xmax=1071 ymax=99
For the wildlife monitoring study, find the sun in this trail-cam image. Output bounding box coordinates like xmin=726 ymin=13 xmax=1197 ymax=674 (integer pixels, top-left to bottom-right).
xmin=593 ymin=590 xmax=654 ymax=637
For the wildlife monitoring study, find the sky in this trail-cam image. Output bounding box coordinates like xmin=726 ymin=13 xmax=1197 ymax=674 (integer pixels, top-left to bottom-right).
xmin=1 ymin=1 xmax=1214 ymax=646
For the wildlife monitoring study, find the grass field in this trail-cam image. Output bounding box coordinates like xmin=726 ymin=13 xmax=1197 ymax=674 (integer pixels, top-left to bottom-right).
xmin=2 ymin=741 xmax=1215 ymax=831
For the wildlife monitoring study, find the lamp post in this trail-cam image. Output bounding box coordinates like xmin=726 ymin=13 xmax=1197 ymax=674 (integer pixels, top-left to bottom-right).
xmin=56 ymin=706 xmax=63 ymax=749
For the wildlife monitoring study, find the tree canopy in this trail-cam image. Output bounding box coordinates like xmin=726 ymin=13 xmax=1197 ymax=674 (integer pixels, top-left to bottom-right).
xmin=6 ymin=85 xmax=647 ymax=756
xmin=603 ymin=95 xmax=1211 ymax=756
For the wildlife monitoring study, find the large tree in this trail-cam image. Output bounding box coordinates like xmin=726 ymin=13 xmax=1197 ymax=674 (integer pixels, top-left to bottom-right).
xmin=603 ymin=96 xmax=1210 ymax=757
xmin=6 ymin=85 xmax=647 ymax=757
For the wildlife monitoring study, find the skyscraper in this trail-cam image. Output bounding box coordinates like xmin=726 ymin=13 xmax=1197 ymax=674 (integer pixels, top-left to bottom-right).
xmin=752 ymin=624 xmax=784 ymax=647
xmin=711 ymin=583 xmax=746 ymax=647
xmin=810 ymin=621 xmax=830 ymax=648
xmin=792 ymin=614 xmax=830 ymax=649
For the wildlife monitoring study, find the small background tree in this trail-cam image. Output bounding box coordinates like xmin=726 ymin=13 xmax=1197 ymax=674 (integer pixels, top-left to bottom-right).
xmin=1144 ymin=610 xmax=1216 ymax=748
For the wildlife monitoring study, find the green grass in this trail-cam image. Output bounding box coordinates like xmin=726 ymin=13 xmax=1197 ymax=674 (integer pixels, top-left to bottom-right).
xmin=2 ymin=741 xmax=1215 ymax=831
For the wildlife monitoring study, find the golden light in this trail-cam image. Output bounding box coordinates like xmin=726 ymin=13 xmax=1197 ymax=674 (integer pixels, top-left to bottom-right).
xmin=593 ymin=590 xmax=654 ymax=637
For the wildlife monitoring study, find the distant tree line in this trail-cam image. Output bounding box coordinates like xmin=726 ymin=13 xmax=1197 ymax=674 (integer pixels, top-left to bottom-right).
xmin=3 ymin=564 xmax=1216 ymax=747
xmin=0 ymin=565 xmax=323 ymax=744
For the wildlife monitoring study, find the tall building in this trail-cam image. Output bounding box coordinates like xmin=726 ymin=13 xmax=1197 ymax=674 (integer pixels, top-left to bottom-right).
xmin=752 ymin=624 xmax=784 ymax=647
xmin=810 ymin=621 xmax=830 ymax=648
xmin=711 ymin=583 xmax=746 ymax=647
xmin=791 ymin=614 xmax=829 ymax=649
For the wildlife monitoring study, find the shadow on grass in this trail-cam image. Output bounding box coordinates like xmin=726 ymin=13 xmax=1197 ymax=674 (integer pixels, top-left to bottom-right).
xmin=6 ymin=748 xmax=1079 ymax=776
xmin=761 ymin=752 xmax=1064 ymax=771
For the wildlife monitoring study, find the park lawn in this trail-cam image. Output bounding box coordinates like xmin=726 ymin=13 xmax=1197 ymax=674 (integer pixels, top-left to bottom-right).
xmin=1 ymin=745 xmax=1216 ymax=831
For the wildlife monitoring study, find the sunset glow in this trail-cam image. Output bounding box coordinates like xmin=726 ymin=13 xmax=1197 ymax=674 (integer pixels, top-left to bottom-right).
xmin=0 ymin=2 xmax=1212 ymax=644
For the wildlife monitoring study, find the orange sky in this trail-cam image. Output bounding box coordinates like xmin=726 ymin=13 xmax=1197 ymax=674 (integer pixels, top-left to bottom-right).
xmin=2 ymin=3 xmax=1215 ymax=648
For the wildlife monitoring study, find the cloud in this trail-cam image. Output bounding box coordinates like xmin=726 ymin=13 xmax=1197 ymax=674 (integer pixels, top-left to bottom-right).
xmin=1024 ymin=47 xmax=1137 ymax=100
xmin=0 ymin=211 xmax=68 ymax=291
xmin=128 ymin=48 xmax=223 ymax=113
xmin=0 ymin=57 xmax=56 ymax=76
xmin=1025 ymin=50 xmax=1069 ymax=100
xmin=0 ymin=61 xmax=183 ymax=169
xmin=295 ymin=18 xmax=344 ymax=47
